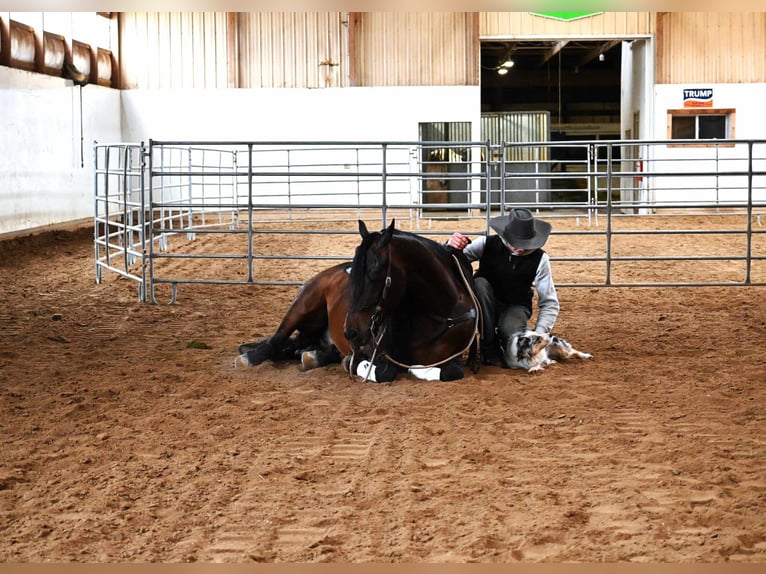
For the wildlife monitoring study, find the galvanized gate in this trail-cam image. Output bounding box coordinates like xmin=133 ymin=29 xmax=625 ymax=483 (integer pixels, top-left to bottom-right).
xmin=94 ymin=138 xmax=766 ymax=303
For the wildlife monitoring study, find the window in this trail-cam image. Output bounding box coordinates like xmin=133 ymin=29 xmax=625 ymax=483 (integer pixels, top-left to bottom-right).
xmin=667 ymin=109 xmax=735 ymax=147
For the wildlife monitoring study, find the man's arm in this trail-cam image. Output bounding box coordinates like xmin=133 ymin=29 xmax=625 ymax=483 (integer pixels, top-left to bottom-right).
xmin=533 ymin=252 xmax=560 ymax=333
xmin=458 ymin=234 xmax=485 ymax=263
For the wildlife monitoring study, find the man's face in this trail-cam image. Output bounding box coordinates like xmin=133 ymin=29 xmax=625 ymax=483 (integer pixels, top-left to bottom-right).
xmin=501 ymin=237 xmax=527 ymax=256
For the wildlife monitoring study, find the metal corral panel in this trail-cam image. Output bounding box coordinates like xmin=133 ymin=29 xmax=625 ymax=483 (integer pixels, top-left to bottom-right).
xmin=355 ymin=13 xmax=477 ymax=86
xmin=480 ymin=12 xmax=653 ymax=37
xmin=119 ymin=12 xmax=229 ymax=89
xmin=656 ymin=12 xmax=766 ymax=84
xmin=238 ymin=12 xmax=348 ymax=88
xmin=481 ymin=112 xmax=552 ymax=204
xmin=481 ymin=112 xmax=550 ymax=161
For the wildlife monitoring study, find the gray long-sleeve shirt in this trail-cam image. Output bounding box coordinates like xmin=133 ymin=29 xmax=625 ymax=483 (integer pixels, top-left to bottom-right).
xmin=461 ymin=235 xmax=560 ymax=334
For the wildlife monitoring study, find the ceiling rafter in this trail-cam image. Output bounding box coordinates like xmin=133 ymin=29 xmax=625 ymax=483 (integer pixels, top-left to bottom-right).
xmin=539 ymin=40 xmax=569 ymax=66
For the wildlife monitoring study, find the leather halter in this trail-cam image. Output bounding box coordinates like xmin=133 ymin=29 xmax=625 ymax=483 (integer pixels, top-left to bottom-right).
xmin=360 ymin=242 xmax=480 ymax=374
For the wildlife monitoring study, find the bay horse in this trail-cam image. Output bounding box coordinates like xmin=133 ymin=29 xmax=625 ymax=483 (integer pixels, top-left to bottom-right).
xmin=237 ymin=220 xmax=481 ymax=382
xmin=237 ymin=262 xmax=352 ymax=372
xmin=343 ymin=219 xmax=481 ymax=381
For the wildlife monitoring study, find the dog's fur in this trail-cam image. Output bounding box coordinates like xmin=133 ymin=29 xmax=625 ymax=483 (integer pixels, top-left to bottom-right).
xmin=504 ymin=330 xmax=592 ymax=373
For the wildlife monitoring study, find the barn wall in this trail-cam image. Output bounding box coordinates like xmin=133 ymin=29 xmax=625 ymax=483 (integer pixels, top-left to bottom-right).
xmin=480 ymin=12 xmax=653 ymax=37
xmin=651 ymin=82 xmax=766 ymax=203
xmin=354 ymin=12 xmax=477 ymax=87
xmin=237 ymin=12 xmax=349 ymax=88
xmin=116 ymin=11 xmax=766 ymax=89
xmin=655 ymin=13 xmax=766 ymax=84
xmin=119 ymin=12 xmax=349 ymax=89
xmin=0 ymin=66 xmax=121 ymax=236
xmin=119 ymin=12 xmax=230 ymax=89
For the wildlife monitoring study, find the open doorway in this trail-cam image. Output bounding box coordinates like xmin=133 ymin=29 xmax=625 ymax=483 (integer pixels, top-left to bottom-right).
xmin=480 ymin=39 xmax=623 ymax=204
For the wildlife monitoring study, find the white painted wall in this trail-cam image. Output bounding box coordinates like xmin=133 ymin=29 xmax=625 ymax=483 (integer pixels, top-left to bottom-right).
xmin=121 ymin=86 xmax=482 ymax=210
xmin=1 ymin=82 xmax=480 ymax=236
xmin=120 ymin=86 xmax=481 ymax=142
xmin=0 ymin=67 xmax=122 ymax=236
xmin=651 ymin=83 xmax=766 ymax=204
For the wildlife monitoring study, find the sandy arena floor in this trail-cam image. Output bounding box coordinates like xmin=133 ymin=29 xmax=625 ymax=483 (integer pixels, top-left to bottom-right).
xmin=0 ymin=214 xmax=764 ymax=562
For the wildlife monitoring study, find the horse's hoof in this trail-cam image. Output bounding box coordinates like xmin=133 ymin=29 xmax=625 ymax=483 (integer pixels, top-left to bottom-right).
xmin=373 ymin=358 xmax=398 ymax=383
xmin=234 ymin=353 xmax=250 ymax=368
xmin=439 ymin=363 xmax=464 ymax=381
xmin=238 ymin=342 xmax=261 ymax=354
xmin=300 ymin=351 xmax=318 ymax=371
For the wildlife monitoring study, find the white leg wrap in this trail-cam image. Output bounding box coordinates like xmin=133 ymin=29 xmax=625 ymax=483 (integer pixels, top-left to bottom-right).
xmin=355 ymin=360 xmax=378 ymax=382
xmin=407 ymin=367 xmax=441 ymax=381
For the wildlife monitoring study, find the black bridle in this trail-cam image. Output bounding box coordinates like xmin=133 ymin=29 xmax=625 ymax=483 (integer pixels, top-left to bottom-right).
xmin=349 ymin=240 xmax=480 ymax=382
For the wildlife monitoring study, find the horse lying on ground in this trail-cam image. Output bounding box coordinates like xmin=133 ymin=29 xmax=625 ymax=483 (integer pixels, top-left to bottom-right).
xmin=237 ymin=220 xmax=481 ymax=382
xmin=342 ymin=219 xmax=480 ymax=382
xmin=237 ymin=262 xmax=351 ymax=372
xmin=504 ymin=330 xmax=593 ymax=373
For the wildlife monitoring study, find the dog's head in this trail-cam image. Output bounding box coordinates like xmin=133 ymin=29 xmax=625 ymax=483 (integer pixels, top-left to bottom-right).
xmin=505 ymin=330 xmax=552 ymax=368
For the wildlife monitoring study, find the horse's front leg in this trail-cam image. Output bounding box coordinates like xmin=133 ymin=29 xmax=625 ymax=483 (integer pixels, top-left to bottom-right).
xmin=299 ymin=345 xmax=341 ymax=371
xmin=407 ymin=358 xmax=464 ymax=382
xmin=343 ymin=353 xmax=400 ymax=383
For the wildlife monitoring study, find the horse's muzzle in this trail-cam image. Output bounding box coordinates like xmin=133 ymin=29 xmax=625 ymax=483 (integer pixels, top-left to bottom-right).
xmin=344 ymin=326 xmax=361 ymax=345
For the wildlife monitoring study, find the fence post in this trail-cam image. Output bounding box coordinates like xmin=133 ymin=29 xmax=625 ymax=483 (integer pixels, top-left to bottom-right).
xmin=605 ymin=143 xmax=613 ymax=286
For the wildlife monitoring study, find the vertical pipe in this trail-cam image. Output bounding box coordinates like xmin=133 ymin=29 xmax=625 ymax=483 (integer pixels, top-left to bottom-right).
xmin=247 ymin=143 xmax=254 ymax=284
xmin=104 ymin=146 xmax=111 ymax=268
xmin=148 ymin=140 xmax=157 ymax=303
xmin=187 ymin=146 xmax=194 ymax=240
xmin=587 ymin=143 xmax=595 ymax=227
xmin=381 ymin=143 xmax=388 ymax=226
xmin=534 ymin=145 xmax=540 ymax=212
xmin=93 ymin=143 xmax=101 ymax=283
xmin=605 ymin=143 xmax=613 ymax=286
xmin=745 ymin=140 xmax=753 ymax=285
xmin=485 ymin=141 xmax=493 ymax=232
xmin=138 ymin=143 xmax=147 ymax=303
xmin=499 ymin=142 xmax=507 ymax=216
xmin=287 ymin=148 xmax=293 ymax=222
xmin=122 ymin=145 xmax=131 ymax=272
xmin=356 ymin=147 xmax=361 ymax=218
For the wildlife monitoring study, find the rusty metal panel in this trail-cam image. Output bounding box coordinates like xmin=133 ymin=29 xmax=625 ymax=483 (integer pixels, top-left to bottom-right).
xmin=656 ymin=12 xmax=766 ymax=84
xmin=355 ymin=13 xmax=476 ymax=87
xmin=238 ymin=12 xmax=348 ymax=88
xmin=480 ymin=12 xmax=653 ymax=37
xmin=119 ymin=12 xmax=229 ymax=89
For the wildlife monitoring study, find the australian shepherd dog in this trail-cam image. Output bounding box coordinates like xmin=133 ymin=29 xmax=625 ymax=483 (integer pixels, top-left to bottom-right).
xmin=505 ymin=330 xmax=592 ymax=373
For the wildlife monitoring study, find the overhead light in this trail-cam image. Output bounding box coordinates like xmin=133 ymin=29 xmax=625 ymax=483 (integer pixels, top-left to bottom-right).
xmin=497 ymin=67 xmax=509 ymax=76
xmin=598 ymin=53 xmax=605 ymax=62
xmin=502 ymin=58 xmax=514 ymax=68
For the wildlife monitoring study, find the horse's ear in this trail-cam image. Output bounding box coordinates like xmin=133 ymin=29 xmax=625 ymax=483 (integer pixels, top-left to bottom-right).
xmin=358 ymin=220 xmax=369 ymax=239
xmin=380 ymin=218 xmax=395 ymax=247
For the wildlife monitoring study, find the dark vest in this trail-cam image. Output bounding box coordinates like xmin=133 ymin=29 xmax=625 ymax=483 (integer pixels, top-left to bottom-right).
xmin=474 ymin=235 xmax=544 ymax=310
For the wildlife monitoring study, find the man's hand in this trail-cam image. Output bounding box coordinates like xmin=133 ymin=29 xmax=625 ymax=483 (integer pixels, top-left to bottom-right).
xmin=447 ymin=232 xmax=471 ymax=250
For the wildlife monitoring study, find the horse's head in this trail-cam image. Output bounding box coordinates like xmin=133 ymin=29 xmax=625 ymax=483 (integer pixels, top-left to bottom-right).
xmin=344 ymin=219 xmax=398 ymax=352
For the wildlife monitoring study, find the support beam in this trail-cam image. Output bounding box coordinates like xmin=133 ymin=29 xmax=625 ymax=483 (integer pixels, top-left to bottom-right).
xmin=539 ymin=40 xmax=568 ymax=66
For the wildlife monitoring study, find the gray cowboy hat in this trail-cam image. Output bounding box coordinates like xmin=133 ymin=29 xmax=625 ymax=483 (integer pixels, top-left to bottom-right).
xmin=489 ymin=208 xmax=552 ymax=250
